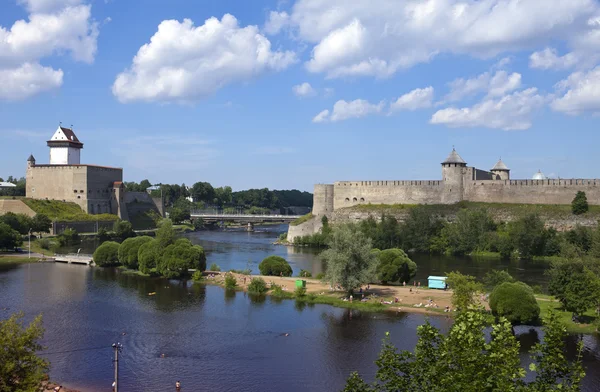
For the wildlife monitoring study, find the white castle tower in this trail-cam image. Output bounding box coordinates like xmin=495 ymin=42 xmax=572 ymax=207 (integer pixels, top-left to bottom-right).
xmin=47 ymin=125 xmax=83 ymax=165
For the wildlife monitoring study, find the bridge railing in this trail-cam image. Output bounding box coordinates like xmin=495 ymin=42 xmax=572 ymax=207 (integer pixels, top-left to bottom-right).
xmin=190 ymin=211 xmax=301 ymax=219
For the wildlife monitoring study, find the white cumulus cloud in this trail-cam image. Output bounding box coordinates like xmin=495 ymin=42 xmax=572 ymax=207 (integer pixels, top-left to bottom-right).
xmin=292 ymin=82 xmax=316 ymax=97
xmin=0 ymin=0 xmax=98 ymax=100
xmin=0 ymin=63 xmax=63 ymax=100
xmin=314 ymin=99 xmax=385 ymax=123
xmin=444 ymin=70 xmax=521 ymax=103
xmin=112 ymin=14 xmax=297 ymax=103
xmin=551 ymin=66 xmax=600 ymax=115
xmin=529 ymin=48 xmax=579 ymax=70
xmin=264 ymin=11 xmax=290 ymax=35
xmin=431 ymin=88 xmax=546 ymax=130
xmin=390 ymin=86 xmax=434 ymax=111
xmin=279 ymin=0 xmax=599 ymax=79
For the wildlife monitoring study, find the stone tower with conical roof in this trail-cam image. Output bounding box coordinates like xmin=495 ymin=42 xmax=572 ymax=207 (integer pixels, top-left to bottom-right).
xmin=441 ymin=148 xmax=467 ymax=204
xmin=491 ymin=159 xmax=510 ymax=180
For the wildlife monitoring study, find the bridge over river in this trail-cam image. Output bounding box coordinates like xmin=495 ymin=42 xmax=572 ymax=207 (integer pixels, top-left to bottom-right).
xmin=190 ymin=211 xmax=301 ymax=231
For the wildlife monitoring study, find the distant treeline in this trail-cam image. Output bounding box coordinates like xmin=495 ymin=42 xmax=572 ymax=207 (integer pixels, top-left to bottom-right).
xmin=294 ymin=207 xmax=600 ymax=260
xmin=124 ymin=179 xmax=312 ymax=209
xmin=0 ymin=176 xmax=26 ymax=197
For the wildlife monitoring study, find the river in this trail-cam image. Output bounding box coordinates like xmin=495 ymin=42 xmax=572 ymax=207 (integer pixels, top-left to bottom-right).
xmin=0 ymin=224 xmax=598 ymax=391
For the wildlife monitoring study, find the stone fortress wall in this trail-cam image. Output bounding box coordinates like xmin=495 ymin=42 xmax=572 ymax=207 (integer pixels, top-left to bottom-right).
xmin=292 ymin=149 xmax=600 ymax=242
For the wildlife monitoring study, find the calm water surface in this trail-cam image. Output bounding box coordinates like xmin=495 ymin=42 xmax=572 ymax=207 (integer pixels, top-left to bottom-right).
xmin=0 ymin=224 xmax=598 ymax=392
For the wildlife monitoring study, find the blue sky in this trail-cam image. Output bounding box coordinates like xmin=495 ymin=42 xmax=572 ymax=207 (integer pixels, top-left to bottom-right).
xmin=1 ymin=0 xmax=600 ymax=192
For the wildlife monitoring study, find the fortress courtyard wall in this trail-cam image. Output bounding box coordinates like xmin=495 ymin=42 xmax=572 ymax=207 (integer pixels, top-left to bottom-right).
xmin=332 ymin=180 xmax=444 ymax=209
xmin=464 ymin=179 xmax=600 ymax=205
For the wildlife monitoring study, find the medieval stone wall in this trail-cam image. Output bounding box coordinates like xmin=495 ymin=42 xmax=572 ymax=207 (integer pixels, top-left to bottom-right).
xmin=331 ymin=181 xmax=444 ymax=209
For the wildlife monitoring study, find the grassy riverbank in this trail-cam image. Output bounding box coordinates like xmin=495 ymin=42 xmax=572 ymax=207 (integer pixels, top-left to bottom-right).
xmin=201 ymin=272 xmax=597 ymax=333
xmin=0 ymin=255 xmax=43 ymax=264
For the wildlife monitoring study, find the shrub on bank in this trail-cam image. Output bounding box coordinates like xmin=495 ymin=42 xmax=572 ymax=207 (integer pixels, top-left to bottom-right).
xmin=118 ymin=236 xmax=153 ymax=269
xmin=224 ymin=274 xmax=237 ymax=289
xmin=210 ymin=263 xmax=221 ymax=272
xmin=137 ymin=239 xmax=162 ymax=274
xmin=299 ymin=269 xmax=312 ymax=278
xmin=375 ymin=248 xmax=417 ymax=284
xmin=248 ymin=278 xmax=268 ymax=294
xmin=294 ymin=286 xmax=307 ymax=297
xmin=93 ymin=241 xmax=121 ymax=267
xmin=259 ymin=256 xmax=292 ymax=277
xmin=192 ymin=270 xmax=204 ymax=282
xmin=157 ymin=238 xmax=206 ymax=279
xmin=489 ymin=282 xmax=540 ymax=325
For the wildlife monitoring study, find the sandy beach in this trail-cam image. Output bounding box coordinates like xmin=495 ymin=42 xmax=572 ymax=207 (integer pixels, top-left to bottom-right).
xmin=205 ymin=272 xmax=467 ymax=315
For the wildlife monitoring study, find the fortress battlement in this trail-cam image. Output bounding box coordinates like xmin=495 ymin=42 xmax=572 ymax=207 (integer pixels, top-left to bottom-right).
xmin=311 ymin=149 xmax=600 ymax=216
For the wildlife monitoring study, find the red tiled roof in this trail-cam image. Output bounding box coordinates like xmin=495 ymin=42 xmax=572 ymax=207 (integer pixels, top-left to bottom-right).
xmin=47 ymin=127 xmax=83 ymax=146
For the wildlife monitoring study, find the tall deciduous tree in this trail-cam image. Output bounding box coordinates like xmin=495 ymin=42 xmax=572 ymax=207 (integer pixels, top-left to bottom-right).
xmin=31 ymin=214 xmax=52 ymax=236
xmin=446 ymin=271 xmax=483 ymax=310
xmin=0 ymin=313 xmax=49 ymax=392
xmin=548 ymin=258 xmax=600 ymax=319
xmin=342 ymin=310 xmax=584 ymax=391
xmin=320 ymin=224 xmax=377 ymax=293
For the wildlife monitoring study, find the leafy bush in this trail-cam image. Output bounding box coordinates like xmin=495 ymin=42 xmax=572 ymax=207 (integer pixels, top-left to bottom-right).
xmin=248 ymin=277 xmax=268 ymax=294
xmin=271 ymin=284 xmax=284 ymax=297
xmin=375 ymin=248 xmax=417 ymax=284
xmin=0 ymin=223 xmax=22 ymax=250
xmin=113 ymin=220 xmax=135 ymax=242
xmin=489 ymin=282 xmax=540 ymax=325
xmin=229 ymin=268 xmax=252 ymax=275
xmin=224 ymin=273 xmax=237 ymax=289
xmin=137 ymin=239 xmax=162 ymax=274
xmin=259 ymin=256 xmax=292 ymax=277
xmin=210 ymin=263 xmax=221 ymax=272
xmin=571 ymin=191 xmax=589 ymax=215
xmin=299 ymin=269 xmax=312 ymax=278
xmin=57 ymin=228 xmax=80 ymax=247
xmin=93 ymin=241 xmax=121 ymax=267
xmin=294 ymin=286 xmax=307 ymax=297
xmin=38 ymin=238 xmax=51 ymax=250
xmin=315 ymin=272 xmax=325 ymax=280
xmin=446 ymin=271 xmax=484 ymax=310
xmin=118 ymin=236 xmax=153 ymax=269
xmin=192 ymin=270 xmax=204 ymax=282
xmin=483 ymin=270 xmax=515 ymax=291
xmin=157 ymin=238 xmax=206 ymax=278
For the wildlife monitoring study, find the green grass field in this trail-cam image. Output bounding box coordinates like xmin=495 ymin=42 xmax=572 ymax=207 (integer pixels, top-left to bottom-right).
xmin=536 ymin=297 xmax=598 ymax=334
xmin=21 ymin=198 xmax=118 ymax=222
xmin=290 ymin=213 xmax=314 ymax=226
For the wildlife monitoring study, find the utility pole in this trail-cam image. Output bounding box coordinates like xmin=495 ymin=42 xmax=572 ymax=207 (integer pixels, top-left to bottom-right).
xmin=112 ymin=343 xmax=122 ymax=392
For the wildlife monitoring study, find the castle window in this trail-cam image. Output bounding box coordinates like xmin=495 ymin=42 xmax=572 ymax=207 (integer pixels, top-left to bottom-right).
xmin=80 ymin=190 xmax=84 ymax=193
xmin=360 ymin=198 xmax=365 ymax=202
xmin=77 ymin=196 xmax=81 ymax=199
xmin=345 ymin=198 xmax=350 ymax=202
xmin=73 ymin=190 xmax=77 ymax=193
xmin=353 ymin=197 xmax=357 ymax=202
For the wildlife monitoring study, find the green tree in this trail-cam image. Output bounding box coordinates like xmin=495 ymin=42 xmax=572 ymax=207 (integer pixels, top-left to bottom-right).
xmin=155 ymin=219 xmax=175 ymax=249
xmin=259 ymin=255 xmax=293 ymax=276
xmin=224 ymin=273 xmax=237 ymax=289
xmin=446 ymin=271 xmax=483 ymax=310
xmin=191 ymin=182 xmax=215 ymax=203
xmin=483 ymin=269 xmax=515 ymax=291
xmin=168 ymin=207 xmax=189 ymax=225
xmin=31 ymin=214 xmax=52 ymax=236
xmin=57 ymin=228 xmax=80 ymax=247
xmin=157 ymin=238 xmax=206 ymax=278
xmin=375 ymin=248 xmax=417 ymax=284
xmin=489 ymin=282 xmax=540 ymax=325
xmin=547 ymin=258 xmax=600 ymax=318
xmin=214 ymin=186 xmax=233 ymax=206
xmin=0 ymin=223 xmax=22 ymax=250
xmin=137 ymin=239 xmax=162 ymax=274
xmin=118 ymin=236 xmax=153 ymax=269
xmin=93 ymin=241 xmax=121 ymax=267
xmin=571 ymin=191 xmax=589 ymax=215
xmin=342 ymin=309 xmax=584 ymax=392
xmin=0 ymin=313 xmax=49 ymax=392
xmin=113 ymin=220 xmax=135 ymax=242
xmin=508 ymin=214 xmax=548 ymax=259
xmin=248 ymin=277 xmax=268 ymax=294
xmin=400 ymin=207 xmax=442 ymax=253
xmin=436 ymin=209 xmax=496 ymax=255
xmin=320 ymin=224 xmax=377 ymax=293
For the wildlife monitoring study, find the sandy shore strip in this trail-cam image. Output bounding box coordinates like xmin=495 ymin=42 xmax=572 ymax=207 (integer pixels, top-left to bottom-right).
xmin=203 ymin=272 xmax=476 ymax=315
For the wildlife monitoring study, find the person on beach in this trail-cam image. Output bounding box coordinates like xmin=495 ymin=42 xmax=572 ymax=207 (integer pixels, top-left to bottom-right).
xmin=176 ymin=381 xmax=181 ymax=391
xmin=403 ymin=281 xmax=406 ymax=287
xmin=350 ymin=295 xmax=353 ymax=302
xmin=112 ymin=381 xmax=116 ymax=391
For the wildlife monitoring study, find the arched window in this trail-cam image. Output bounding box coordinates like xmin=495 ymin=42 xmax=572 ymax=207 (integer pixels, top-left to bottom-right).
xmin=345 ymin=198 xmax=350 ymax=202
xmin=360 ymin=198 xmax=365 ymax=202
xmin=352 ymin=197 xmax=357 ymax=202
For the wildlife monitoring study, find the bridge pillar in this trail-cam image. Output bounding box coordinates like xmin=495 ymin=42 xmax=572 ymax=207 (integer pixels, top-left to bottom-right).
xmin=247 ymin=222 xmax=254 ymax=232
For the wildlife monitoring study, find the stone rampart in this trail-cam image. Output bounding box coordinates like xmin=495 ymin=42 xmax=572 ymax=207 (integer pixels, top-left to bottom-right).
xmin=464 ymin=179 xmax=600 ymax=205
xmin=0 ymin=200 xmax=36 ymax=217
xmin=333 ymin=181 xmax=443 ymax=209
xmin=287 ymin=217 xmax=323 ymax=243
